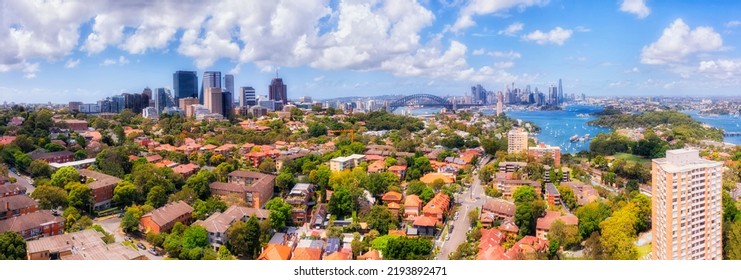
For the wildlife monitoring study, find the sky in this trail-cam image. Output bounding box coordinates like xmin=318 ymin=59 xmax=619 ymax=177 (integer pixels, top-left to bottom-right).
xmin=1 ymin=0 xmax=741 ymax=103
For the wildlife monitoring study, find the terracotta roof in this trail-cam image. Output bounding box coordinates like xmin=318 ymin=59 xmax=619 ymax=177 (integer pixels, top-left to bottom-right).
xmin=171 ymin=163 xmax=199 ymax=174
xmin=367 ymin=160 xmax=386 ymax=172
xmin=0 ymin=136 xmax=17 ymax=145
xmin=388 ymin=165 xmax=407 ymax=172
xmin=412 ymin=215 xmax=437 ymax=227
xmin=201 ymin=144 xmax=217 ymax=150
xmin=482 ymin=198 xmax=516 ymax=217
xmin=324 ymin=251 xmax=352 ymax=260
xmin=357 ymin=249 xmax=382 ymax=260
xmin=536 ymin=211 xmax=579 ymax=230
xmin=78 ymin=169 xmax=122 ymax=190
xmin=0 ymin=183 xmax=26 ymax=195
xmin=499 ymin=221 xmax=519 ymax=233
xmin=419 ymin=172 xmax=455 ymax=185
xmin=291 ymin=247 xmax=323 ymax=260
xmin=387 ymin=202 xmax=400 ymax=210
xmin=387 ymin=230 xmax=406 ymax=236
xmin=423 ymin=193 xmax=450 ymax=215
xmin=404 ymin=195 xmax=421 ymax=207
xmin=258 ymin=244 xmax=292 ymax=260
xmin=381 ymin=191 xmax=403 ymax=202
xmin=0 ymin=210 xmax=63 ymax=233
xmin=365 ymin=155 xmax=385 ymax=161
xmin=0 ymin=195 xmax=37 ymax=212
xmin=141 ymin=201 xmax=194 ymax=227
xmin=145 ymin=154 xmax=162 ymax=163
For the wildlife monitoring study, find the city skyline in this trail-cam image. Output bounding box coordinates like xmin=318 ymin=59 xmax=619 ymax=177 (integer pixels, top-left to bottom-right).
xmin=2 ymin=0 xmax=741 ymax=103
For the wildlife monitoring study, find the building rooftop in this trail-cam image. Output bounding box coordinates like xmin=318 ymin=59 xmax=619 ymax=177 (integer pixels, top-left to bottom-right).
xmin=0 ymin=195 xmax=37 ymax=212
xmin=27 ymin=229 xmax=144 ymax=260
xmin=78 ymin=169 xmax=122 ymax=190
xmin=653 ymin=148 xmax=722 ymax=172
xmin=0 ymin=210 xmax=63 ymax=234
xmin=482 ymin=198 xmax=516 ymax=216
xmin=141 ymin=200 xmax=193 ymax=227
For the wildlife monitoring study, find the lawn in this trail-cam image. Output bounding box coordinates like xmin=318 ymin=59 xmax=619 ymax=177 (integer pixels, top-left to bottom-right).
xmin=615 ymin=153 xmax=650 ymax=165
xmin=637 ymin=243 xmax=652 ymax=258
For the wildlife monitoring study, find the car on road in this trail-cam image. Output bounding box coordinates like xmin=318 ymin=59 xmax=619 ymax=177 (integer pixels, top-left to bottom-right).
xmin=445 ymin=235 xmax=450 ymax=241
xmin=148 ymin=248 xmax=158 ymax=256
xmin=137 ymin=243 xmax=146 ymax=250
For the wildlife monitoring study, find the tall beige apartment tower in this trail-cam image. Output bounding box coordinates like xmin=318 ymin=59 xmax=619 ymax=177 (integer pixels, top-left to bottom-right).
xmin=507 ymin=128 xmax=529 ymax=154
xmin=651 ymin=149 xmax=722 ymax=260
xmin=204 ymin=87 xmax=223 ymax=116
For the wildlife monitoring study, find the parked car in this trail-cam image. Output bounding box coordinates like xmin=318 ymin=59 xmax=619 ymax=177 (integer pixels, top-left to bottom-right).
xmin=445 ymin=235 xmax=450 ymax=241
xmin=148 ymin=248 xmax=158 ymax=256
xmin=137 ymin=243 xmax=146 ymax=250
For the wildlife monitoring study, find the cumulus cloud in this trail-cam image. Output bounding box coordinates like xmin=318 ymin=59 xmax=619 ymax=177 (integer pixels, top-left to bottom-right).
xmin=620 ymin=0 xmax=650 ymax=19
xmin=641 ymin=19 xmax=723 ymax=65
xmin=64 ymin=59 xmax=80 ymax=69
xmin=490 ymin=51 xmax=522 ymax=59
xmin=451 ymin=0 xmax=548 ymax=32
xmin=698 ymin=59 xmax=741 ymax=79
xmin=100 ymin=56 xmax=129 ymax=66
xmin=498 ymin=22 xmax=524 ymax=36
xmin=472 ymin=48 xmax=486 ymax=56
xmin=522 ymin=27 xmax=573 ymax=45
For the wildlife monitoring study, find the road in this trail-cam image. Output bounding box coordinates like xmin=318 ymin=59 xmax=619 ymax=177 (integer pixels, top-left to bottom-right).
xmin=436 ymin=156 xmax=490 ymax=260
xmin=94 ymin=216 xmax=163 ymax=260
xmin=8 ymin=169 xmax=35 ymax=194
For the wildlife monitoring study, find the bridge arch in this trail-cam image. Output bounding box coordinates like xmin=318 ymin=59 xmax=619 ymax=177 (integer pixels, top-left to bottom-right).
xmin=387 ymin=94 xmax=453 ymax=112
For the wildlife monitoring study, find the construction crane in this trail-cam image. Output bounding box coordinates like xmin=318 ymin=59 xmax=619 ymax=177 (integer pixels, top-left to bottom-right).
xmin=327 ymin=129 xmax=355 ymax=142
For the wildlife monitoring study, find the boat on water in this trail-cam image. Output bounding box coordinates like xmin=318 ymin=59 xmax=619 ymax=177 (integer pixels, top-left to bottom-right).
xmin=570 ymin=134 xmax=579 ymax=142
xmin=576 ymin=113 xmax=590 ymax=118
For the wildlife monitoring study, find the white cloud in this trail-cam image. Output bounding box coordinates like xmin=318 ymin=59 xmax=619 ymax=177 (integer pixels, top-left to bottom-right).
xmin=472 ymin=48 xmax=486 ymax=55
xmin=619 ymin=0 xmax=650 ymax=19
xmin=625 ymin=67 xmax=640 ymax=73
xmin=100 ymin=56 xmax=129 ymax=66
xmin=451 ymin=0 xmax=548 ymax=32
xmin=727 ymin=20 xmax=741 ymax=28
xmin=314 ymin=75 xmax=325 ymax=81
xmin=698 ymin=59 xmax=741 ymax=79
xmin=498 ymin=22 xmax=523 ymax=36
xmin=522 ymin=27 xmax=573 ymax=45
xmin=490 ymin=51 xmax=522 ymax=60
xmin=101 ymin=59 xmax=117 ymax=66
xmin=494 ymin=61 xmax=514 ymax=68
xmin=574 ymin=26 xmax=591 ymax=32
xmin=641 ymin=19 xmax=723 ymax=65
xmin=64 ymin=59 xmax=80 ymax=69
xmin=118 ymin=56 xmax=129 ymax=65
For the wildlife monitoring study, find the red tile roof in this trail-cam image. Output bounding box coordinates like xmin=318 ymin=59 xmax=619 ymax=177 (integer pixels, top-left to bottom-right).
xmin=291 ymin=247 xmax=323 ymax=260
xmin=536 ymin=211 xmax=579 ymax=231
xmin=258 ymin=244 xmax=292 ymax=260
xmin=381 ymin=191 xmax=402 ymax=202
xmin=412 ymin=215 xmax=437 ymax=227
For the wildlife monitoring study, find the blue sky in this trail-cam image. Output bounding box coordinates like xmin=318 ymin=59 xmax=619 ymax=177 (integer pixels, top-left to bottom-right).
xmin=1 ymin=0 xmax=741 ymax=103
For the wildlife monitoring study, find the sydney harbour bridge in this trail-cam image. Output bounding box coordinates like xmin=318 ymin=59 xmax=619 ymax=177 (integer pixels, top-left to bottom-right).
xmin=386 ymin=94 xmax=478 ymax=113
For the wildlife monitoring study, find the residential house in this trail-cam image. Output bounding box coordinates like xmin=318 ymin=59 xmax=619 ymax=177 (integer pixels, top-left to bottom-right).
xmin=381 ymin=191 xmax=403 ymax=216
xmin=422 ymin=193 xmax=450 ymax=225
xmin=419 ymin=173 xmax=456 ymax=185
xmin=357 ymin=249 xmax=382 ymax=260
xmin=495 ymin=179 xmax=539 ymax=200
xmin=258 ymin=244 xmax=292 ymax=260
xmin=49 ymin=158 xmax=96 ymax=170
xmin=367 ymin=160 xmax=386 ymax=173
xmin=561 ymin=181 xmax=599 ymax=206
xmin=140 ymin=201 xmax=194 ymax=234
xmin=0 ymin=183 xmax=27 ymax=197
xmin=498 ymin=162 xmax=527 ymax=173
xmin=310 ymin=204 xmax=328 ymax=229
xmin=0 ymin=210 xmax=64 ymax=240
xmin=480 ymin=198 xmax=516 ymax=227
xmin=200 ymin=144 xmax=217 ymax=153
xmin=171 ymin=163 xmax=200 ymax=179
xmin=476 ymin=228 xmax=508 ymax=260
xmin=535 ymin=211 xmax=579 ymax=240
xmin=194 ymin=205 xmax=269 ymax=249
xmin=30 ymin=151 xmax=74 ymax=164
xmin=544 ymin=183 xmax=561 ymax=206
xmin=78 ymin=169 xmax=122 ymax=211
xmin=0 ymin=195 xmax=38 ymax=220
xmin=214 ymin=144 xmax=237 ymax=156
xmin=329 ymin=154 xmax=365 ymax=172
xmin=324 ymin=251 xmax=352 ymax=260
xmin=0 ymin=136 xmax=17 ymax=146
xmin=403 ymin=195 xmax=422 ymax=219
xmin=27 ymin=229 xmax=145 ymax=260
xmin=412 ymin=215 xmax=437 ymax=236
xmin=285 ymin=183 xmax=315 ymax=225
xmin=291 ymin=247 xmax=323 ymax=260
xmin=210 ymin=170 xmax=276 ymax=208
xmin=529 ymin=143 xmax=561 ymax=166
xmin=387 ymin=165 xmax=407 ymax=180
xmin=58 ymin=119 xmax=88 ymax=131
xmin=324 ymin=237 xmax=341 ymax=256
xmin=145 ymin=154 xmax=163 ymax=163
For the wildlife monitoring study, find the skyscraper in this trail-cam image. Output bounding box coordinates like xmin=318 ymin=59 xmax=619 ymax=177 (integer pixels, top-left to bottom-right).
xmin=224 ymin=74 xmax=234 ymax=99
xmin=507 ymin=128 xmax=529 ymax=154
xmin=200 ymin=71 xmax=222 ymax=104
xmin=222 ymin=90 xmax=233 ymax=119
xmin=496 ymin=91 xmax=503 ymax=117
xmin=557 ymin=79 xmax=563 ymax=104
xmin=471 ymin=84 xmax=486 ymax=104
xmin=269 ymin=77 xmax=287 ymax=109
xmin=204 ymin=87 xmax=223 ymax=116
xmin=240 ymin=87 xmax=256 ymax=107
xmin=154 ymin=88 xmax=173 ymax=113
xmin=173 ymin=71 xmax=198 ymax=101
xmin=652 ymin=149 xmax=722 ymax=260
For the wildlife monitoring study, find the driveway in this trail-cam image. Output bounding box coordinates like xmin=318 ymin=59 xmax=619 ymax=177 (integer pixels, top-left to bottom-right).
xmin=94 ymin=216 xmax=164 ymax=260
xmin=8 ymin=170 xmax=35 ymax=194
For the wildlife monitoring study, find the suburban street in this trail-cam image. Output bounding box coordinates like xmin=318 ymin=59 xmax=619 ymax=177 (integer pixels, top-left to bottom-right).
xmin=94 ymin=216 xmax=163 ymax=260
xmin=436 ymin=156 xmax=490 ymax=260
xmin=8 ymin=169 xmax=35 ymax=194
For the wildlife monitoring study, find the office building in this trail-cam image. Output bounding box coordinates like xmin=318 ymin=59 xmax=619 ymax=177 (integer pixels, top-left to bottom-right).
xmin=68 ymin=102 xmax=82 ymax=112
xmin=496 ymin=91 xmax=503 ymax=117
xmin=224 ymin=74 xmax=234 ymax=98
xmin=240 ymin=87 xmax=256 ymax=107
xmin=154 ymin=88 xmax=173 ymax=113
xmin=269 ymin=77 xmax=287 ymax=109
xmin=173 ymin=71 xmax=198 ymax=101
xmin=557 ymin=79 xmax=563 ymax=104
xmin=651 ymin=149 xmax=722 ymax=260
xmin=222 ymin=90 xmax=233 ymax=119
xmin=179 ymin=97 xmax=199 ymax=118
xmin=204 ymin=87 xmax=223 ymax=116
xmin=471 ymin=84 xmax=487 ymax=104
xmin=200 ymin=71 xmax=221 ymax=104
xmin=507 ymin=128 xmax=529 ymax=154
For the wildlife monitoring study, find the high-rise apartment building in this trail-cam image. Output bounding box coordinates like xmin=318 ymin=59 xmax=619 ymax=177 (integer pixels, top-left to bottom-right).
xmin=269 ymin=77 xmax=287 ymax=109
xmin=200 ymin=71 xmax=222 ymax=104
xmin=179 ymin=97 xmax=199 ymax=118
xmin=496 ymin=91 xmax=503 ymax=117
xmin=471 ymin=84 xmax=486 ymax=104
xmin=507 ymin=128 xmax=529 ymax=154
xmin=652 ymin=149 xmax=722 ymax=260
xmin=557 ymin=79 xmax=563 ymax=104
xmin=240 ymin=87 xmax=256 ymax=107
xmin=204 ymin=87 xmax=223 ymax=116
xmin=224 ymin=74 xmax=234 ymax=98
xmin=173 ymin=71 xmax=198 ymax=101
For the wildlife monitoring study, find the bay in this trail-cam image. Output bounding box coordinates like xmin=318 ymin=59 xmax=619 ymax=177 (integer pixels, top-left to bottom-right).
xmin=684 ymin=111 xmax=741 ymax=146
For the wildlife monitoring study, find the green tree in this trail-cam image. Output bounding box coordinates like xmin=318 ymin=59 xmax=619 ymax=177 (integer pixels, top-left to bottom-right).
xmin=50 ymin=166 xmax=80 ymax=188
xmin=28 ymin=159 xmax=52 ymax=178
xmin=258 ymin=158 xmax=276 ymax=173
xmin=30 ymin=185 xmax=68 ymax=209
xmin=309 ymin=165 xmax=331 ymax=192
xmin=383 ymin=237 xmax=433 ymax=260
xmin=328 ymin=186 xmax=354 ymax=218
xmin=557 ymin=185 xmax=578 ymax=210
xmin=113 ymin=181 xmax=139 ymax=207
xmin=366 ymin=172 xmax=389 ymax=197
xmin=599 ymin=205 xmax=638 ymax=260
xmin=146 ymin=185 xmax=168 ymax=208
xmin=192 ymin=198 xmax=228 ymax=220
xmin=67 ymin=183 xmax=93 ymax=211
xmin=405 ymin=180 xmax=427 ymax=196
xmin=121 ymin=205 xmax=144 ymax=233
xmin=0 ymin=231 xmax=26 ymax=260
xmin=218 ymin=246 xmax=236 ymax=260
xmin=365 ymin=205 xmax=397 ymax=235
xmin=479 ymin=164 xmax=496 ymax=184
xmin=62 ymin=207 xmax=81 ymax=231
xmin=275 ymin=171 xmax=295 ymax=195
xmin=548 ymin=219 xmax=582 ymax=249
xmin=185 ymin=169 xmax=216 ymax=200
xmin=265 ymin=197 xmax=291 ymax=230
xmin=180 ymin=225 xmax=209 ymax=260
xmin=513 ymin=186 xmax=543 ymax=236
xmin=94 ymin=147 xmax=132 ymax=178
xmin=575 ymin=201 xmax=612 ymax=238
xmin=724 ymin=218 xmax=741 ymax=260
xmin=213 ymin=162 xmax=235 ymax=182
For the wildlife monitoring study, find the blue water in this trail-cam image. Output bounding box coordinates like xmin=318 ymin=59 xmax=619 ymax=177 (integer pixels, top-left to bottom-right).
xmin=684 ymin=111 xmax=741 ymax=145
xmin=501 ymin=105 xmax=611 ymax=154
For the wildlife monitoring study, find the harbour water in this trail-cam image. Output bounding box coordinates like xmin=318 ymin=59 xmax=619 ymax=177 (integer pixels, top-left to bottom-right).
xmin=684 ymin=111 xmax=741 ymax=146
